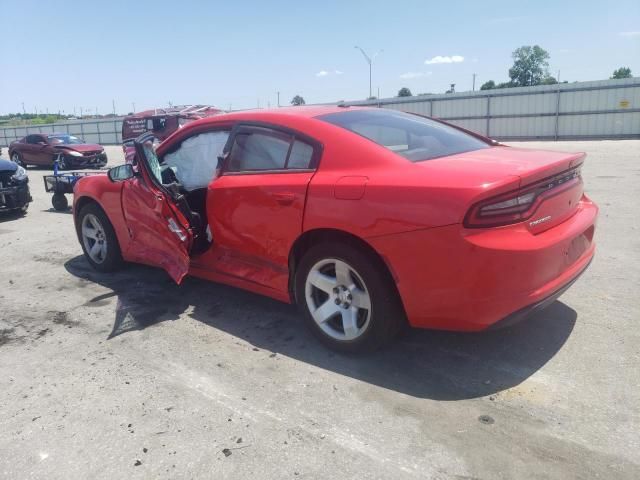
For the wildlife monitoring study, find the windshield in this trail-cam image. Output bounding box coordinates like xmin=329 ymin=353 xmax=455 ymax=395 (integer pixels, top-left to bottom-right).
xmin=318 ymin=109 xmax=490 ymax=162
xmin=48 ymin=134 xmax=84 ymax=145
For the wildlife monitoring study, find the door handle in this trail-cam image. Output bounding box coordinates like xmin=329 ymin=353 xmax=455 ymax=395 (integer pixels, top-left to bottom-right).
xmin=273 ymin=192 xmax=295 ymax=205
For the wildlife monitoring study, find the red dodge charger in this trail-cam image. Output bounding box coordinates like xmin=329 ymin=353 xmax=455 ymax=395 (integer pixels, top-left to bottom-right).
xmin=73 ymin=107 xmax=597 ymax=351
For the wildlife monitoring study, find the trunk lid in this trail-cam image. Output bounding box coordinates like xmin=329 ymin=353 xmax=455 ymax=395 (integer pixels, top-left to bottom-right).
xmin=422 ymin=146 xmax=585 ymax=232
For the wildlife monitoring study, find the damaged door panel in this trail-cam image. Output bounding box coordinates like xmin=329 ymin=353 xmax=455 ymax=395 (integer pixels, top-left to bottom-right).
xmin=120 ymin=133 xmax=193 ymax=283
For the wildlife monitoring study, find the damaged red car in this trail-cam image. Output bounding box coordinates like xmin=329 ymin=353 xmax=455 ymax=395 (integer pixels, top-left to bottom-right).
xmin=9 ymin=133 xmax=107 ymax=170
xmin=73 ymin=107 xmax=598 ymax=352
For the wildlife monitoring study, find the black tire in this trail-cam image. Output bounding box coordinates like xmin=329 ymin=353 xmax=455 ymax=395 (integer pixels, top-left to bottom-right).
xmin=57 ymin=155 xmax=70 ymax=170
xmin=52 ymin=193 xmax=68 ymax=211
xmin=11 ymin=152 xmax=25 ymax=167
xmin=75 ymin=202 xmax=123 ymax=272
xmin=294 ymin=242 xmax=404 ymax=353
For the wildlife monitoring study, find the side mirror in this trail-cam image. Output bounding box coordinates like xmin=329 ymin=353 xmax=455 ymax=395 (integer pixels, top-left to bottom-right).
xmin=108 ymin=164 xmax=135 ymax=182
xmin=38 ymin=141 xmax=48 ymax=146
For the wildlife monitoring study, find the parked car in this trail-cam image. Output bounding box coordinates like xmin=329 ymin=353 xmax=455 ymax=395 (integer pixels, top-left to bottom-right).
xmin=72 ymin=106 xmax=598 ymax=352
xmin=0 ymin=156 xmax=31 ymax=214
xmin=9 ymin=133 xmax=107 ymax=169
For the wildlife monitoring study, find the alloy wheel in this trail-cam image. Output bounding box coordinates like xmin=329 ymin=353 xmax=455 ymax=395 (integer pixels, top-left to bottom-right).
xmin=81 ymin=213 xmax=108 ymax=264
xmin=11 ymin=153 xmax=24 ymax=167
xmin=304 ymin=258 xmax=372 ymax=341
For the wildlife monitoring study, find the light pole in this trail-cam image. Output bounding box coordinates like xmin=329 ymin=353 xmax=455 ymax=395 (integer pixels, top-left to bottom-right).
xmin=354 ymin=46 xmax=382 ymax=98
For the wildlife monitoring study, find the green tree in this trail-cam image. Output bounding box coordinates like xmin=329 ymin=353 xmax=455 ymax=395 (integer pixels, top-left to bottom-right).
xmin=508 ymin=45 xmax=550 ymax=86
xmin=290 ymin=95 xmax=305 ymax=106
xmin=397 ymin=87 xmax=412 ymax=97
xmin=541 ymin=76 xmax=558 ymax=85
xmin=611 ymin=67 xmax=632 ymax=79
xmin=480 ymin=80 xmax=496 ymax=90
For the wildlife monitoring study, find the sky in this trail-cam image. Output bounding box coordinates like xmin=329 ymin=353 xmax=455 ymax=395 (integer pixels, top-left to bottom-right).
xmin=0 ymin=0 xmax=638 ymax=115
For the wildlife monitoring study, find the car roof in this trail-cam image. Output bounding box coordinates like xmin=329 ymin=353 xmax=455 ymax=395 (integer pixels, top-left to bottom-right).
xmin=220 ymin=105 xmax=366 ymax=120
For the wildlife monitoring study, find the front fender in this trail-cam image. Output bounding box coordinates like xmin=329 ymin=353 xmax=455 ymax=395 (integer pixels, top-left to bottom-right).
xmin=73 ymin=175 xmax=130 ymax=256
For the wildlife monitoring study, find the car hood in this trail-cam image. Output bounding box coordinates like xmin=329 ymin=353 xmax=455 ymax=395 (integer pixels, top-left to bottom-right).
xmin=53 ymin=144 xmax=104 ymax=152
xmin=0 ymin=157 xmax=18 ymax=172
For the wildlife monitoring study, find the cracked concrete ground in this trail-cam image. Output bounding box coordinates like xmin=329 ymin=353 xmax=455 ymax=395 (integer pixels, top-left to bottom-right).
xmin=0 ymin=141 xmax=638 ymax=479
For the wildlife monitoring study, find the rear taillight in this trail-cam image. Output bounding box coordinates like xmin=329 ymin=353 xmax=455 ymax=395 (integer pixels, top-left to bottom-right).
xmin=464 ymin=167 xmax=582 ymax=228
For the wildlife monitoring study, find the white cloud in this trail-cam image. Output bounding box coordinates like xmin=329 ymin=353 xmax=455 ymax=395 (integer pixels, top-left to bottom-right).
xmin=619 ymin=31 xmax=640 ymax=37
xmin=425 ymin=55 xmax=464 ymax=65
xmin=399 ymin=71 xmax=432 ymax=79
xmin=316 ymin=69 xmax=344 ymax=77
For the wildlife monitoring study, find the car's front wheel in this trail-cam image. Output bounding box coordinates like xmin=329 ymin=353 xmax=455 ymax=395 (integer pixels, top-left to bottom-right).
xmin=76 ymin=203 xmax=123 ymax=272
xmin=57 ymin=154 xmax=70 ymax=170
xmin=295 ymin=242 xmax=404 ymax=352
xmin=11 ymin=152 xmax=25 ymax=167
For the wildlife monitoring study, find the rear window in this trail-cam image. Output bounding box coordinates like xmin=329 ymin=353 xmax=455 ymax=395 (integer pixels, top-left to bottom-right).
xmin=318 ymin=109 xmax=490 ymax=162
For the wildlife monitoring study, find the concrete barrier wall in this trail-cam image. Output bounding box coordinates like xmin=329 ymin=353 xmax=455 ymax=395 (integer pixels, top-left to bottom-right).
xmin=340 ymin=77 xmax=640 ymax=140
xmin=0 ymin=118 xmax=124 ymax=148
xmin=1 ymin=78 xmax=638 ymax=146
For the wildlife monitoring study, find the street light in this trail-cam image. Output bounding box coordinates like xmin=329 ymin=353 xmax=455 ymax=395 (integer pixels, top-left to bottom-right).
xmin=354 ymin=46 xmax=382 ymax=99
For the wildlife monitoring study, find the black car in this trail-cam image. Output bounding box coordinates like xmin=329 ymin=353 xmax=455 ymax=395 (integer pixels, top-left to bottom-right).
xmin=0 ymin=157 xmax=32 ymax=214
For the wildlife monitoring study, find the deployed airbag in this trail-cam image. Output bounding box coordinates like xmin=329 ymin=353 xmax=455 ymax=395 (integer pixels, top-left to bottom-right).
xmin=164 ymin=131 xmax=229 ymax=191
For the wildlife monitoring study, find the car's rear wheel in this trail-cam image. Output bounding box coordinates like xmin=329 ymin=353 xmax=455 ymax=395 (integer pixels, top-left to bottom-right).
xmin=76 ymin=203 xmax=123 ymax=272
xmin=11 ymin=152 xmax=25 ymax=167
xmin=295 ymin=242 xmax=403 ymax=352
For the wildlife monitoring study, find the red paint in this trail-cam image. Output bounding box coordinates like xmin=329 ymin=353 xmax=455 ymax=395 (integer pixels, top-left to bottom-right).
xmin=73 ymin=106 xmax=598 ymax=332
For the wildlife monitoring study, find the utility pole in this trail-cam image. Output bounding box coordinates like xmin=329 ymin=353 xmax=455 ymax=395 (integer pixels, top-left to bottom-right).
xmin=557 ymin=70 xmax=561 ymax=82
xmin=472 ymin=73 xmax=477 ymax=91
xmin=112 ymin=99 xmax=116 ymax=115
xmin=21 ymin=102 xmax=25 ymax=115
xmin=132 ymin=102 xmax=136 ymax=113
xmin=355 ymin=46 xmax=383 ymax=99
xmin=80 ymin=107 xmax=83 ymax=118
xmin=276 ymin=91 xmax=280 ymax=107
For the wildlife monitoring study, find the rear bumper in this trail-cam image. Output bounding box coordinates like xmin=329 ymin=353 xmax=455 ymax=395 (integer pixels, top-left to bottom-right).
xmin=368 ymin=195 xmax=598 ymax=331
xmin=487 ymin=256 xmax=592 ymax=330
xmin=0 ymin=182 xmax=32 ymax=211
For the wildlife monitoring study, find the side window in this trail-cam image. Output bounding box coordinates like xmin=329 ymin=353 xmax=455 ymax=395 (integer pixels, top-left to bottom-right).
xmin=227 ymin=130 xmax=290 ymax=172
xmin=287 ymin=140 xmax=314 ymax=169
xmin=26 ymin=135 xmax=42 ymax=144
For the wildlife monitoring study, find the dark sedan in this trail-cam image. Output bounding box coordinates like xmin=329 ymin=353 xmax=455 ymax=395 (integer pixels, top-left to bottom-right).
xmin=9 ymin=133 xmax=107 ymax=170
xmin=0 ymin=157 xmax=31 ymax=214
